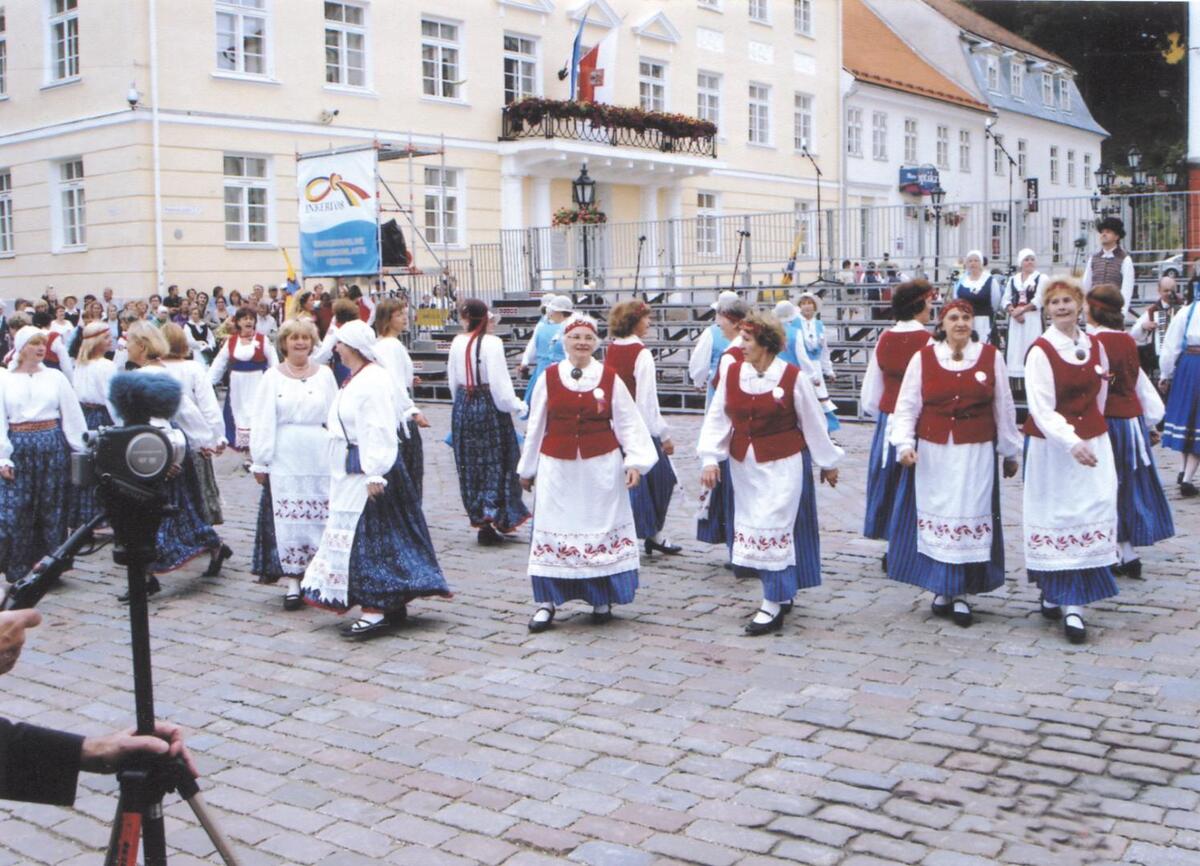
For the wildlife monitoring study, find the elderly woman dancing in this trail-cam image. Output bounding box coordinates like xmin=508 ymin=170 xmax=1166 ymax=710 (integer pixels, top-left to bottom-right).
xmin=698 ymin=311 xmax=843 ymax=635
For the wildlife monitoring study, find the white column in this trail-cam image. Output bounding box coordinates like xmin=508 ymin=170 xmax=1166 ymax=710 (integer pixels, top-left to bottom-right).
xmin=638 ymin=185 xmax=660 ymax=292
xmin=530 ymin=177 xmax=553 ymax=292
xmin=1191 ymin=1 xmax=1200 ymax=165
xmin=499 ymin=168 xmax=525 ymax=293
xmin=664 ymin=183 xmax=684 ymax=291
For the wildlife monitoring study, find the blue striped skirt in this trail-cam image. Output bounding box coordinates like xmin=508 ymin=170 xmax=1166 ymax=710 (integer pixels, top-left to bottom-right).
xmin=885 ymin=460 xmax=1005 ymax=597
xmin=251 ymin=477 xmax=286 ymax=584
xmin=863 ymin=412 xmax=901 ymax=539
xmin=0 ymin=425 xmax=71 ymax=582
xmin=152 ymin=450 xmax=222 ymax=574
xmin=450 ymin=386 xmax=530 ymax=533
xmin=1029 ymin=566 xmax=1119 ymax=606
xmin=696 ymin=459 xmax=734 ymax=548
xmin=630 ymin=436 xmax=677 ymax=539
xmin=531 ymin=569 xmax=638 ymax=607
xmin=1163 ymin=353 xmax=1200 ymax=455
xmin=1109 ymin=417 xmax=1174 ymax=547
xmin=70 ymin=404 xmax=113 ymax=529
xmin=400 ymin=418 xmax=425 ymax=505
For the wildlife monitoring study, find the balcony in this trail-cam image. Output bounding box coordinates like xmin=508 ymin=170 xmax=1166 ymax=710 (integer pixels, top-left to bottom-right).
xmin=500 ymin=99 xmax=718 ymax=159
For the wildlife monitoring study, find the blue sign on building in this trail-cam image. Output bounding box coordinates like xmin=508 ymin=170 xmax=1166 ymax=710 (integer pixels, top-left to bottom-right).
xmin=899 ymin=166 xmax=940 ymax=195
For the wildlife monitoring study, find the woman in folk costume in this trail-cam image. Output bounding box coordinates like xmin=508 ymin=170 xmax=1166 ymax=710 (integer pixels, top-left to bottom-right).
xmin=886 ymin=300 xmax=1021 ymax=627
xmin=372 ymin=298 xmax=430 ymax=502
xmin=518 ymin=313 xmax=657 ymax=632
xmin=209 ymin=305 xmax=276 ymax=453
xmin=311 ymin=298 xmax=363 ymax=386
xmin=449 ymin=299 xmax=530 ymax=545
xmin=1022 ymin=277 xmax=1118 ymax=644
xmin=249 ymin=319 xmax=336 ymax=610
xmin=301 ymin=320 xmax=450 ymax=639
xmin=0 ymin=327 xmax=86 ymax=582
xmin=688 ymin=290 xmax=740 ymax=407
xmin=1158 ymin=286 xmax=1200 ymax=497
xmin=185 ymin=303 xmax=216 ymax=366
xmin=604 ymin=300 xmax=681 ymax=556
xmin=518 ymin=294 xmax=572 ymax=416
xmin=698 ymin=311 xmax=843 ymax=635
xmin=70 ymin=322 xmax=117 ymax=529
xmin=790 ymin=293 xmax=842 ymax=433
xmin=1003 ymin=249 xmax=1044 ymax=388
xmin=953 ymin=250 xmax=1004 ymax=345
xmin=860 ymin=281 xmax=934 ymax=565
xmin=1085 ymin=285 xmax=1174 ymax=578
xmin=122 ymin=324 xmax=231 ymax=593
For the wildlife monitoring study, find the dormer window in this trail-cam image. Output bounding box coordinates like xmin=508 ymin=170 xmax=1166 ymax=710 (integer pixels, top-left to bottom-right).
xmin=986 ymin=55 xmax=999 ymax=91
xmin=1009 ymin=58 xmax=1023 ymax=99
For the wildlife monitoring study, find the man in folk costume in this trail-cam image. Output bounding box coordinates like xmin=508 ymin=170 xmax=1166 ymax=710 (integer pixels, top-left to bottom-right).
xmin=1129 ymin=275 xmax=1181 ymax=382
xmin=1081 ymin=216 xmax=1135 ymax=316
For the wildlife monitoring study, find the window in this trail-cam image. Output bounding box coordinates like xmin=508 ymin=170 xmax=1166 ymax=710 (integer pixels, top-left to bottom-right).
xmin=1051 ymin=217 xmax=1065 ymax=263
xmin=846 ymin=107 xmax=862 ymax=157
xmin=699 ymin=0 xmax=720 ymax=8
xmin=1017 ymin=139 xmax=1027 ymax=178
xmin=993 ymin=134 xmax=1004 ymax=176
xmin=986 ymin=56 xmax=998 ymax=91
xmin=936 ymin=125 xmax=949 ymax=170
xmin=697 ymin=71 xmax=721 ymax=127
xmin=794 ymin=200 xmax=810 ymax=256
xmin=1041 ymin=72 xmax=1053 ymax=105
xmin=424 ymin=166 xmax=461 ymax=246
xmin=903 ymin=118 xmax=917 ymax=164
xmin=959 ymin=129 xmax=971 ymax=172
xmin=1067 ymin=149 xmax=1076 ymax=186
xmin=1084 ymin=153 xmax=1093 ymax=187
xmin=324 ymin=2 xmax=366 ymax=88
xmin=0 ymin=170 xmax=11 ymax=255
xmin=748 ymin=0 xmax=768 ymax=24
xmin=639 ymin=59 xmax=666 ymax=112
xmin=1057 ymin=76 xmax=1071 ymax=112
xmin=870 ymin=112 xmax=887 ymax=160
xmin=421 ymin=17 xmax=461 ymax=99
xmin=794 ymin=0 xmax=812 ymax=35
xmin=1049 ymin=145 xmax=1059 ymax=183
xmin=696 ymin=191 xmax=720 ymax=255
xmin=0 ymin=8 xmax=7 ymax=96
xmin=793 ymin=92 xmax=813 ymax=152
xmin=216 ymin=0 xmax=267 ymax=76
xmin=748 ymin=82 xmax=770 ymax=145
xmin=503 ymin=33 xmax=537 ymax=104
xmin=1009 ymin=57 xmax=1023 ymax=98
xmin=991 ymin=210 xmax=1008 ymax=261
xmin=48 ymin=0 xmax=79 ymax=82
xmin=55 ymin=158 xmax=85 ymax=250
xmin=223 ymin=154 xmax=270 ymax=244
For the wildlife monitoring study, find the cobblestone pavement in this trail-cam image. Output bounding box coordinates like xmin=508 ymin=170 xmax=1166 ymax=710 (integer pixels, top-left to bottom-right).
xmin=2 ymin=406 xmax=1198 ymax=866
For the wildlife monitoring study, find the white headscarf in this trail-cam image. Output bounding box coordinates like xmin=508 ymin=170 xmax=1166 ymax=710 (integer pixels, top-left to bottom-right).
xmin=710 ymin=290 xmax=740 ymax=311
xmin=12 ymin=326 xmax=45 ymax=360
xmin=334 ymin=319 xmax=377 ymax=361
xmin=773 ymin=301 xmax=798 ymax=322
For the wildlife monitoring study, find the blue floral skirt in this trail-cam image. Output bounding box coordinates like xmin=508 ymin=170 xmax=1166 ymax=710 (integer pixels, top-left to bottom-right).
xmin=152 ymin=452 xmax=222 ymax=574
xmin=696 ymin=459 xmax=733 ymax=548
xmin=400 ymin=418 xmax=425 ymax=504
xmin=70 ymin=404 xmax=113 ymax=529
xmin=1163 ymin=353 xmax=1200 ymax=454
xmin=0 ymin=426 xmax=71 ymax=582
xmin=251 ymin=478 xmax=286 ymax=584
xmin=863 ymin=412 xmax=901 ymax=539
xmin=450 ymin=386 xmax=530 ymax=533
xmin=630 ymin=437 xmax=677 ymax=539
xmin=1109 ymin=417 xmax=1174 ymax=548
xmin=531 ymin=569 xmax=638 ymax=606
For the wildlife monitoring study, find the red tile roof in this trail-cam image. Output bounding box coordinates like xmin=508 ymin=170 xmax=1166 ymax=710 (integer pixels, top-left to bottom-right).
xmin=921 ymin=0 xmax=1069 ymax=67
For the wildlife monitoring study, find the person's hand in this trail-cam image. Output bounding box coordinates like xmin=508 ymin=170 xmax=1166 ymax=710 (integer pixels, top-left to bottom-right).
xmin=625 ymin=468 xmax=641 ymax=489
xmin=165 ymin=464 xmax=182 ymax=479
xmin=662 ymin=439 xmax=675 ymax=456
xmin=1159 ymin=378 xmax=1171 ymax=396
xmin=0 ymin=610 xmax=41 ymax=675
xmin=701 ymin=465 xmax=720 ymax=490
xmin=1002 ymin=457 xmax=1019 ymax=478
xmin=1142 ymin=312 xmax=1158 ymax=331
xmin=1149 ymin=429 xmax=1162 ymax=446
xmin=367 ymin=481 xmax=385 ymax=498
xmin=0 ymin=465 xmax=13 ymax=481
xmin=1070 ymin=441 xmax=1098 ymax=467
xmin=81 ymin=721 xmax=197 ymax=778
xmin=253 ymin=472 xmax=267 ymax=486
xmin=1013 ymin=310 xmax=1025 ymax=324
xmin=898 ymin=448 xmax=917 ymax=467
xmin=520 ymin=476 xmax=534 ymax=492
xmin=213 ymin=442 xmax=226 ymax=456
xmin=414 ymin=413 xmax=431 ymax=429
xmin=413 ymin=376 xmax=423 ymax=386
xmin=820 ymin=468 xmax=839 ymax=488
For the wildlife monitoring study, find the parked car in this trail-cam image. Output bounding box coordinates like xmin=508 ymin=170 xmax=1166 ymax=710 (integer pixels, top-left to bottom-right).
xmin=1154 ymin=253 xmax=1184 ymax=279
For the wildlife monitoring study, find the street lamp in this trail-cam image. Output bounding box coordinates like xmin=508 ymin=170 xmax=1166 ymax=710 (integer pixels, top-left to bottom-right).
xmin=1162 ymin=165 xmax=1180 ymax=188
xmin=929 ymin=184 xmax=946 ymax=284
xmin=1132 ymin=166 xmax=1147 ymax=188
xmin=1090 ymin=190 xmax=1102 ymax=215
xmin=1127 ymin=145 xmax=1142 ymax=170
xmin=1095 ymin=165 xmax=1115 ymax=194
xmin=571 ymin=164 xmax=596 ymax=285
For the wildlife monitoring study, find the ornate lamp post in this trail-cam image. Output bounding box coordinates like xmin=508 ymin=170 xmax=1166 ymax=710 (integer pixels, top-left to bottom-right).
xmin=571 ymin=164 xmax=596 ymax=286
xmin=930 ymin=184 xmax=946 ymax=284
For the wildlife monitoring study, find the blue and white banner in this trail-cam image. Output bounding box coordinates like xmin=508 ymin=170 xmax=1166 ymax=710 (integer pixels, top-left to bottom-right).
xmin=297 ymin=149 xmax=379 ymax=277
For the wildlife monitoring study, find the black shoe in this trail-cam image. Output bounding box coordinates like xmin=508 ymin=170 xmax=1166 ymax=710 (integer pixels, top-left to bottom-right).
xmin=1181 ymin=482 xmax=1198 ymax=498
xmin=1111 ymin=561 xmax=1126 ymax=576
xmin=283 ymin=593 xmax=302 ymax=611
xmin=744 ymin=607 xmax=784 ymax=636
xmin=203 ymin=544 xmax=233 ymax=577
xmin=951 ymin=599 xmax=973 ymax=628
xmin=1064 ymin=613 xmax=1086 ymax=644
xmin=1179 ymin=471 xmax=1185 ymax=484
xmin=1039 ymin=594 xmax=1062 ymax=620
xmin=477 ymin=525 xmax=503 ymax=546
xmin=528 ymin=606 xmax=555 ymax=633
xmin=1120 ymin=559 xmax=1143 ymax=580
xmin=645 ymin=538 xmax=683 ymax=556
xmin=931 ymin=597 xmax=952 ymax=618
xmin=590 ymin=607 xmax=614 ymax=625
xmin=881 ymin=553 xmax=888 ymax=572
xmin=341 ymin=617 xmax=393 ymax=641
xmin=781 ymin=601 xmax=794 ymax=615
xmin=385 ymin=605 xmax=408 ymax=624
xmin=722 ymin=561 xmax=735 ymax=571
xmin=119 ymin=577 xmax=162 ymax=603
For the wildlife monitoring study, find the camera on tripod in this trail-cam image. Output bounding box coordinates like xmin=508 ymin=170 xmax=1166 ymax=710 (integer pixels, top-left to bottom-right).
xmin=70 ymin=424 xmax=186 ymax=502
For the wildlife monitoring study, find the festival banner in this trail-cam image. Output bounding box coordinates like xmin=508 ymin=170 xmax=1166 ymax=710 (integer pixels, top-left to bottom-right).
xmin=297 ymin=150 xmax=379 ymax=277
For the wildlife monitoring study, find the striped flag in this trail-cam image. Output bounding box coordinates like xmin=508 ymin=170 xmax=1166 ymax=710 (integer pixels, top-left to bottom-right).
xmin=567 ymin=2 xmax=593 ymax=98
xmin=780 ymin=234 xmax=801 ymax=286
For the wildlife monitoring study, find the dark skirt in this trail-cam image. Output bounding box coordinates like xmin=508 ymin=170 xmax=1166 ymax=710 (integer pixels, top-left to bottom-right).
xmin=192 ymin=451 xmax=224 ymax=525
xmin=630 ymin=436 xmax=677 ymax=539
xmin=450 ymin=386 xmax=529 ymax=533
xmin=400 ymin=418 xmax=425 ymax=505
xmin=1163 ymin=353 xmax=1200 ymax=454
xmin=0 ymin=427 xmax=71 ymax=582
xmin=885 ymin=459 xmax=1006 ymax=597
xmin=696 ymin=458 xmax=734 ymax=548
xmin=1029 ymin=567 xmax=1119 ymax=606
xmin=70 ymin=404 xmax=113 ymax=529
xmin=531 ymin=569 xmax=638 ymax=606
xmin=863 ymin=412 xmax=902 ymax=539
xmin=152 ymin=452 xmax=222 ymax=574
xmin=1109 ymin=417 xmax=1174 ymax=548
xmin=251 ymin=478 xmax=286 ymax=585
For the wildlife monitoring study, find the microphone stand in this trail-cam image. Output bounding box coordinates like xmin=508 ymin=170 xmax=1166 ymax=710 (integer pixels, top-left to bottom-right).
xmin=801 ymin=146 xmax=831 ymax=286
xmin=731 ymin=230 xmax=750 ymax=289
xmin=984 ymin=123 xmax=1019 ymax=274
xmin=634 ymin=234 xmax=647 ymax=297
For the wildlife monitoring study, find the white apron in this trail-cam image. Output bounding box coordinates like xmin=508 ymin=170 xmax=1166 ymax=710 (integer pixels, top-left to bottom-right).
xmin=729 ymin=449 xmax=805 ymax=571
xmin=915 ymin=439 xmax=994 ymax=564
xmin=1023 ymin=433 xmax=1118 ymax=571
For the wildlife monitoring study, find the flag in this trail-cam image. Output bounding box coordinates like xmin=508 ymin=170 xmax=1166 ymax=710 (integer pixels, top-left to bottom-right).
xmin=577 ymin=27 xmax=617 ymax=104
xmin=780 ymin=234 xmax=801 ymax=286
xmin=281 ymin=247 xmax=301 ymax=320
xmin=567 ymin=2 xmax=592 ymax=98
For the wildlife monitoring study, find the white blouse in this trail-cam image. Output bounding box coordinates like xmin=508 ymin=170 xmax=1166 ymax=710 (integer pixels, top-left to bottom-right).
xmin=328 ymin=363 xmax=397 ymax=485
xmin=795 ymin=317 xmax=834 ymax=377
xmin=517 ymin=359 xmax=657 ymax=479
xmin=0 ymin=367 xmax=87 ymax=467
xmin=162 ymin=359 xmax=227 ymax=449
xmin=1024 ymin=326 xmax=1110 ymax=450
xmin=860 ymin=320 xmax=930 ymax=417
xmin=446 ymin=333 xmax=525 ymax=414
xmin=888 ymin=341 xmax=1021 ymax=458
xmin=688 ymin=325 xmax=717 ymax=388
xmin=73 ymin=358 xmax=117 ymax=408
xmin=609 ymin=336 xmax=669 ymax=439
xmin=249 ymin=365 xmax=337 ymax=472
xmin=372 ymin=336 xmax=418 ymax=428
xmin=1159 ymin=301 xmax=1200 ymax=381
xmin=698 ymin=356 xmax=844 ymax=471
xmin=209 ymin=334 xmax=278 ymax=384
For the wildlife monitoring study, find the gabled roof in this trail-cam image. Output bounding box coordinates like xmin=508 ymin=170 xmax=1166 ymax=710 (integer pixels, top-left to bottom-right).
xmin=922 ymin=0 xmax=1069 ymax=67
xmin=633 ymin=10 xmax=681 ymax=44
xmin=844 ymin=0 xmax=991 ymax=113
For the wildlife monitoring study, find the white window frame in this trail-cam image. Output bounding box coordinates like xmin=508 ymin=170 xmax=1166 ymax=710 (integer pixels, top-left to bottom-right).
xmin=1058 ymin=75 xmax=1072 ymax=112
xmin=47 ymin=0 xmax=80 ymax=85
xmin=1049 ymin=145 xmax=1059 ymax=184
xmin=748 ymin=81 xmax=771 ymax=146
xmin=502 ymin=32 xmax=539 ymax=104
xmin=1052 ymin=217 xmax=1065 ymax=263
xmin=421 ymin=16 xmax=464 ymax=102
xmin=793 ymin=92 xmax=814 ymax=153
xmin=748 ymin=0 xmax=769 ymax=25
xmin=0 ymin=7 xmax=8 ymax=97
xmin=993 ymin=134 xmax=1004 ymax=177
xmin=1041 ymin=72 xmax=1053 ymax=105
xmin=223 ymin=153 xmax=273 ymax=247
xmin=986 ymin=55 xmax=998 ymax=91
xmin=698 ymin=0 xmax=722 ymax=11
xmin=903 ymin=118 xmax=917 ymax=164
xmin=1084 ymin=153 xmax=1093 ymax=187
xmin=1017 ymin=139 xmax=1027 ymax=178
xmin=639 ymin=58 xmax=666 ymax=113
xmin=959 ymin=129 xmax=971 ymax=172
xmin=215 ymin=0 xmax=271 ymax=80
xmin=324 ymin=1 xmax=368 ymax=91
xmin=696 ymin=191 xmax=721 ymax=256
xmin=1067 ymin=149 xmax=1076 ymax=186
xmin=53 ymin=157 xmax=85 ymax=252
xmin=871 ymin=112 xmax=887 ymax=161
xmin=793 ymin=200 xmax=810 ymax=256
xmin=697 ymin=70 xmax=721 ymax=129
xmin=424 ymin=166 xmax=464 ymax=249
xmin=1009 ymin=57 xmax=1023 ymax=99
xmin=936 ymin=125 xmax=949 ymax=170
xmin=846 ymin=107 xmax=863 ymax=158
xmin=794 ymin=0 xmax=812 ymax=36
xmin=0 ymin=169 xmax=12 ymax=256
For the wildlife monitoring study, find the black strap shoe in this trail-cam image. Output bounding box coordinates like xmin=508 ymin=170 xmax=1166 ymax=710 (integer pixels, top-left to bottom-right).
xmin=951 ymin=599 xmax=973 ymax=628
xmin=931 ymin=597 xmax=952 ymax=618
xmin=1064 ymin=613 xmax=1086 ymax=644
xmin=203 ymin=544 xmax=233 ymax=577
xmin=590 ymin=607 xmax=614 ymax=625
xmin=1120 ymin=559 xmax=1143 ymax=580
xmin=528 ymin=606 xmax=555 ymax=633
xmin=744 ymin=607 xmax=784 ymax=636
xmin=118 ymin=577 xmax=161 ymax=603
xmin=283 ymin=593 xmax=302 ymax=611
xmin=645 ymin=538 xmax=683 ymax=556
xmin=1039 ymin=594 xmax=1063 ymax=620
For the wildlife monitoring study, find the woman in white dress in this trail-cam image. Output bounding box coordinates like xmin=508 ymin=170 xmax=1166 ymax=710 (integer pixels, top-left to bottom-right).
xmin=698 ymin=311 xmax=844 ymax=635
xmin=209 ymin=306 xmax=276 ymax=453
xmin=1022 ymin=277 xmax=1118 ymax=644
xmin=518 ymin=314 xmax=657 ymax=632
xmin=249 ymin=319 xmax=336 ymax=609
xmin=1003 ymin=249 xmax=1044 ymax=388
xmin=952 ymin=250 xmax=1004 ymax=345
xmin=70 ymin=322 xmax=117 ymax=529
xmin=372 ymin=297 xmax=429 ymax=501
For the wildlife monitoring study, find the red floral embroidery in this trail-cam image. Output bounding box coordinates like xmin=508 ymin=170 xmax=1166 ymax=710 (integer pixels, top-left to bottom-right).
xmin=274 ymin=498 xmax=330 ymax=521
xmin=918 ymin=518 xmax=991 ymax=543
xmin=1027 ymin=529 xmax=1114 ymax=552
xmin=733 ymin=530 xmax=792 ymax=552
xmin=532 ymin=534 xmax=636 ymax=566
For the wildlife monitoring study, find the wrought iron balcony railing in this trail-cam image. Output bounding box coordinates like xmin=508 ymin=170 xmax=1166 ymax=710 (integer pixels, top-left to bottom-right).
xmin=500 ymin=104 xmax=717 ymax=158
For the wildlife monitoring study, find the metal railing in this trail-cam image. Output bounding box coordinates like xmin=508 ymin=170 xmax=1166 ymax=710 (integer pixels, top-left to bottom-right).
xmin=500 ymin=105 xmax=718 ymax=158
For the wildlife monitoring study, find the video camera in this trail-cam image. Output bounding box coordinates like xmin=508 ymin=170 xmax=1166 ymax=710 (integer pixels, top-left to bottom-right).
xmin=71 ymin=424 xmax=186 ymax=504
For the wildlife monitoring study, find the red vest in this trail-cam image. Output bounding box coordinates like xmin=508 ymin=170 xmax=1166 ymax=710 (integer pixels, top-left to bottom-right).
xmin=604 ymin=341 xmax=643 ymax=399
xmin=1091 ymin=330 xmax=1142 ymax=419
xmin=227 ymin=332 xmax=268 ymax=363
xmin=1023 ymin=337 xmax=1108 ymax=440
xmin=540 ymin=364 xmax=621 ymax=459
xmin=726 ymin=361 xmax=807 ymax=462
xmin=709 ymin=345 xmax=745 ymax=391
xmin=916 ymin=343 xmax=998 ymax=445
xmin=876 ymin=328 xmax=930 ymax=413
xmin=44 ymin=331 xmax=63 ymax=368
